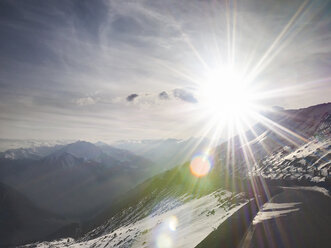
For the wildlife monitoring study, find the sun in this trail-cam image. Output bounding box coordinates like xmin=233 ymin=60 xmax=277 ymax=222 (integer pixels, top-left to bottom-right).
xmin=198 ymin=68 xmax=257 ymax=123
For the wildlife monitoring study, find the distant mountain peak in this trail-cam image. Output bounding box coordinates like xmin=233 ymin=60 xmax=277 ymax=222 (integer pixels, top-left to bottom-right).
xmin=94 ymin=141 xmax=109 ymax=147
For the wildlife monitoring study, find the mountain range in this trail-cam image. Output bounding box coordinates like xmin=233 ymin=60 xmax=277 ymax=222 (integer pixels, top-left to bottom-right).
xmin=28 ymin=103 xmax=328 ymax=248
xmin=1 ymin=103 xmax=330 ymax=247
xmin=0 ymin=141 xmax=156 ymax=219
xmin=0 ymin=136 xmax=221 ymax=221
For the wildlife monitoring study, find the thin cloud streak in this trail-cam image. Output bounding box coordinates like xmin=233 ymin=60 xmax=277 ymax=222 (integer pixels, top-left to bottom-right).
xmin=0 ymin=0 xmax=330 ymax=141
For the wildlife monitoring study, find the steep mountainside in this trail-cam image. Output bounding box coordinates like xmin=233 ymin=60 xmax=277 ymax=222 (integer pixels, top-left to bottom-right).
xmin=214 ymin=103 xmax=331 ymax=178
xmin=251 ymin=138 xmax=331 ymax=183
xmin=15 ymin=103 xmax=331 ymax=247
xmin=22 ymin=161 xmax=255 ymax=248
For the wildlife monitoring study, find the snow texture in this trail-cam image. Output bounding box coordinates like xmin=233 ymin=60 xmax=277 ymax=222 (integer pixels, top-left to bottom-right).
xmin=251 ymin=138 xmax=331 ymax=183
xmin=22 ymin=190 xmax=247 ymax=248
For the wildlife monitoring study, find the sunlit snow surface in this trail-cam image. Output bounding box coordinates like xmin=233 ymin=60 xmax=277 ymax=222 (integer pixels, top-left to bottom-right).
xmin=251 ymin=138 xmax=331 ymax=183
xmin=23 ymin=190 xmax=247 ymax=248
xmin=253 ymin=202 xmax=301 ymax=224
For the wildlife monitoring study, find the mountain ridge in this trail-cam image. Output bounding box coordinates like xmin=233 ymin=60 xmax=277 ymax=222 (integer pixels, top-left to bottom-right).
xmin=0 ymin=141 xmax=156 ymax=218
xmin=3 ymin=103 xmax=331 ymax=247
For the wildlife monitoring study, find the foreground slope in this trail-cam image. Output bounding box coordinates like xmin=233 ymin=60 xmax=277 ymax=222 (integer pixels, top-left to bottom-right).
xmin=22 ymin=103 xmax=331 ymax=247
xmin=22 ymin=162 xmax=252 ymax=248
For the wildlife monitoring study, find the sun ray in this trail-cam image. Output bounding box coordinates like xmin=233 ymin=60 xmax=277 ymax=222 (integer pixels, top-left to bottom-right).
xmin=256 ymin=112 xmax=309 ymax=144
xmin=246 ymin=0 xmax=311 ymax=84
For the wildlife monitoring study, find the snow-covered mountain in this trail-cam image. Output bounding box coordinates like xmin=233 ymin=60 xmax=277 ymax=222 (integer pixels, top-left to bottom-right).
xmin=0 ymin=139 xmax=74 ymax=152
xmin=214 ymin=103 xmax=331 ymax=180
xmin=251 ymin=137 xmax=331 ymax=183
xmin=26 ymin=190 xmax=247 ymax=248
xmin=0 ymin=144 xmax=65 ymax=160
xmin=45 ymin=141 xmax=151 ymax=168
xmin=21 ymin=103 xmax=331 ymax=248
xmin=0 ymin=137 xmax=216 ymax=172
xmin=8 ymin=103 xmax=331 ymax=247
xmin=22 ymin=160 xmax=252 ymax=248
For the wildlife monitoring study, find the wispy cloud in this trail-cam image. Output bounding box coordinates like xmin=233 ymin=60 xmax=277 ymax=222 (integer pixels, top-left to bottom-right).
xmin=75 ymin=97 xmax=97 ymax=106
xmin=0 ymin=0 xmax=330 ymax=141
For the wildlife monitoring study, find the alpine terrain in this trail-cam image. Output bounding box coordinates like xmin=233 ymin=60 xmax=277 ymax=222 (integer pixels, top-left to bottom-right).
xmin=14 ymin=103 xmax=330 ymax=248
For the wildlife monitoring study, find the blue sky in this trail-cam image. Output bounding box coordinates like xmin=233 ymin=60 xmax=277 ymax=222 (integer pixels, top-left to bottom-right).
xmin=0 ymin=0 xmax=330 ymax=141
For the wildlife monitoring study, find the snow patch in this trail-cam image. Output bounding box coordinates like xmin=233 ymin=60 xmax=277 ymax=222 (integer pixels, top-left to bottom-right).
xmin=23 ymin=190 xmax=248 ymax=248
xmin=253 ymin=202 xmax=301 ymax=224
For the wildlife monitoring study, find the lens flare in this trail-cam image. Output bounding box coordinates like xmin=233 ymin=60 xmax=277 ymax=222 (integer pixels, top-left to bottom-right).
xmin=156 ymin=233 xmax=172 ymax=248
xmin=190 ymin=153 xmax=212 ymax=177
xmin=152 ymin=216 xmax=179 ymax=248
xmin=168 ymin=216 xmax=178 ymax=231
